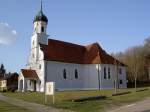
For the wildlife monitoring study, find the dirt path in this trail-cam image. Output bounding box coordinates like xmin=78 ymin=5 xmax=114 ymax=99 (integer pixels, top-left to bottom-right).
xmin=0 ymin=93 xmax=72 ymax=112
xmin=107 ymin=98 xmax=150 ymax=112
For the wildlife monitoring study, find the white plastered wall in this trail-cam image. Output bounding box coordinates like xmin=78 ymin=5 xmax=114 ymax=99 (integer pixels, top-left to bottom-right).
xmin=44 ymin=61 xmax=127 ymax=91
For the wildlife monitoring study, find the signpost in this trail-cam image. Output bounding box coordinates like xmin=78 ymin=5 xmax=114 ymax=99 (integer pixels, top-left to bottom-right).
xmin=45 ymin=82 xmax=55 ymax=104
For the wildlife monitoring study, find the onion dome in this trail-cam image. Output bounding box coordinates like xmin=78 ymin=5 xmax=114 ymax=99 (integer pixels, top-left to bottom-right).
xmin=33 ymin=1 xmax=48 ymax=23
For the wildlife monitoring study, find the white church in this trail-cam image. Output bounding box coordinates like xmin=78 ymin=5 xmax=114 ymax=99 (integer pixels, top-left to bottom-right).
xmin=18 ymin=3 xmax=127 ymax=92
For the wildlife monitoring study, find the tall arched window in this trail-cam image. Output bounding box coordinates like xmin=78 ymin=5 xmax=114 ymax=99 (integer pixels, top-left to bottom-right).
xmin=120 ymin=80 xmax=123 ymax=84
xmin=75 ymin=69 xmax=78 ymax=79
xmin=63 ymin=69 xmax=67 ymax=79
xmin=119 ymin=68 xmax=122 ymax=74
xmin=108 ymin=67 xmax=111 ymax=79
xmin=104 ymin=67 xmax=106 ymax=79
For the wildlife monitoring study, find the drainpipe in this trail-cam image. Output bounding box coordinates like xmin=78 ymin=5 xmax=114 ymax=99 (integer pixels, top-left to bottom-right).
xmin=44 ymin=60 xmax=47 ymax=104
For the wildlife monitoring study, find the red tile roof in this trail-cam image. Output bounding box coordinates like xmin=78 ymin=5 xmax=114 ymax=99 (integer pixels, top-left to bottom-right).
xmin=21 ymin=69 xmax=39 ymax=79
xmin=40 ymin=39 xmax=125 ymax=66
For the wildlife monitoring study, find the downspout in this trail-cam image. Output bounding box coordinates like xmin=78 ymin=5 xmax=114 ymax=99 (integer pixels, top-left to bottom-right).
xmin=43 ymin=59 xmax=47 ymax=104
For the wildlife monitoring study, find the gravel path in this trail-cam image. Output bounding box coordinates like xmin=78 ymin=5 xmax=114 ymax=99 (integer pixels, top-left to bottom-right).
xmin=108 ymin=98 xmax=150 ymax=112
xmin=0 ymin=93 xmax=73 ymax=112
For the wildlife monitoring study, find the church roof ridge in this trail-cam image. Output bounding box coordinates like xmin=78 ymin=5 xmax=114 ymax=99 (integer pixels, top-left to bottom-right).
xmin=39 ymin=38 xmax=125 ymax=66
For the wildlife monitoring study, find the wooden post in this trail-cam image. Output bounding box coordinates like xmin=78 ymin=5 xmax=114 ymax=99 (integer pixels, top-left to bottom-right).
xmin=114 ymin=59 xmax=118 ymax=94
xmin=44 ymin=61 xmax=47 ymax=104
xmin=45 ymin=94 xmax=47 ymax=104
xmin=52 ymin=94 xmax=55 ymax=104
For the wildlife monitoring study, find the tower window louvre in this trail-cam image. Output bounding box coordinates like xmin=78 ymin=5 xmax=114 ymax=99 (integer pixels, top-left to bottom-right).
xmin=41 ymin=27 xmax=44 ymax=32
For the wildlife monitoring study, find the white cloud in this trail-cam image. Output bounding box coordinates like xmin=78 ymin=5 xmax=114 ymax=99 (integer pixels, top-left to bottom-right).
xmin=0 ymin=22 xmax=18 ymax=45
xmin=12 ymin=30 xmax=17 ymax=35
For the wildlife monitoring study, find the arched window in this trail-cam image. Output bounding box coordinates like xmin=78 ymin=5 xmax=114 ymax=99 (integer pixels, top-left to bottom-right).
xmin=39 ymin=64 xmax=41 ymax=69
xmin=33 ymin=41 xmax=34 ymax=46
xmin=30 ymin=80 xmax=32 ymax=86
xmin=41 ymin=26 xmax=44 ymax=32
xmin=63 ymin=69 xmax=67 ymax=79
xmin=120 ymin=80 xmax=123 ymax=84
xmin=75 ymin=69 xmax=78 ymax=79
xmin=108 ymin=67 xmax=111 ymax=79
xmin=104 ymin=67 xmax=106 ymax=79
xmin=39 ymin=80 xmax=41 ymax=85
xmin=119 ymin=68 xmax=122 ymax=74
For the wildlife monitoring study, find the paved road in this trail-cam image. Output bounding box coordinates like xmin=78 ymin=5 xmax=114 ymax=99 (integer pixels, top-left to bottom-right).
xmin=108 ymin=98 xmax=150 ymax=112
xmin=0 ymin=93 xmax=72 ymax=112
xmin=1 ymin=93 xmax=150 ymax=112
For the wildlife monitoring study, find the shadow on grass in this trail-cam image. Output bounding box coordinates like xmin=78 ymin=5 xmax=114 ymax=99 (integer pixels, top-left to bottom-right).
xmin=71 ymin=96 xmax=107 ymax=102
xmin=0 ymin=106 xmax=28 ymax=112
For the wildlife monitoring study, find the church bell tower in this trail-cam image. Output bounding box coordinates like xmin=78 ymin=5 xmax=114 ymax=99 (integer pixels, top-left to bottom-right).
xmin=33 ymin=1 xmax=48 ymax=34
xmin=29 ymin=1 xmax=49 ymax=65
xmin=32 ymin=1 xmax=48 ymax=45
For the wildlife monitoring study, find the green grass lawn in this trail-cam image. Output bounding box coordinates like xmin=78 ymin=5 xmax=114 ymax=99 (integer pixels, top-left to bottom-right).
xmin=0 ymin=100 xmax=32 ymax=112
xmin=3 ymin=87 xmax=150 ymax=112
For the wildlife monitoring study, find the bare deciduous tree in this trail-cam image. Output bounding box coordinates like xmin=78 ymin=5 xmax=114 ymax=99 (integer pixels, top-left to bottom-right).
xmin=112 ymin=36 xmax=150 ymax=89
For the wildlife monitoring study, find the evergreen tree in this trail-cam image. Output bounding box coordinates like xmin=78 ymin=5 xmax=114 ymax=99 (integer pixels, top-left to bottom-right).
xmin=0 ymin=63 xmax=6 ymax=74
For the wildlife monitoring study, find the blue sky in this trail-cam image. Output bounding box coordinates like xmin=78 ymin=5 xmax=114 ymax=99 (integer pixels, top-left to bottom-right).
xmin=0 ymin=0 xmax=150 ymax=72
